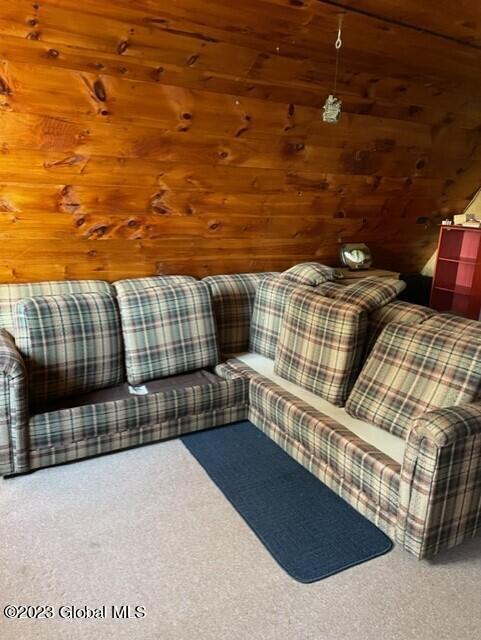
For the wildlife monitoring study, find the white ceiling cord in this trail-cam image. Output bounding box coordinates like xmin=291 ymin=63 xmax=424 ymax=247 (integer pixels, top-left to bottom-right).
xmin=322 ymin=14 xmax=344 ymax=124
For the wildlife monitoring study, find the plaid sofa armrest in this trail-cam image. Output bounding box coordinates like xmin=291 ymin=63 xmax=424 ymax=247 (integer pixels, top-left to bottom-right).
xmin=0 ymin=329 xmax=29 ymax=476
xmin=397 ymin=404 xmax=481 ymax=558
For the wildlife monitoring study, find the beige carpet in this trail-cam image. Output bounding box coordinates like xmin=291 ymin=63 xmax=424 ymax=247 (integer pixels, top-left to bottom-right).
xmin=1 ymin=438 xmax=480 ymax=640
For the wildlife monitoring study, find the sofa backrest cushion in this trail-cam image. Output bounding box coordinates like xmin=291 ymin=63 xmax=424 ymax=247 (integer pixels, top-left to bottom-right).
xmin=0 ymin=280 xmax=112 ymax=338
xmin=274 ymin=288 xmax=368 ymax=406
xmin=329 ymin=277 xmax=406 ymax=312
xmin=250 ymin=278 xmax=310 ymax=359
xmin=117 ymin=281 xmax=219 ymax=385
xmin=114 ymin=275 xmax=196 ymax=296
xmin=280 ymin=262 xmax=337 ymax=286
xmin=345 ymin=322 xmax=481 ymax=439
xmin=366 ymin=300 xmax=434 ymax=354
xmin=203 ymin=272 xmax=277 ymax=355
xmin=14 ymin=292 xmax=123 ymax=408
xmin=421 ymin=312 xmax=481 ymax=336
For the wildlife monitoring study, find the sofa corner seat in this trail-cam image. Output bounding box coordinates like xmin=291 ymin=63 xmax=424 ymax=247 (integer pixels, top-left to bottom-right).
xmin=218 ymin=352 xmax=402 ymax=538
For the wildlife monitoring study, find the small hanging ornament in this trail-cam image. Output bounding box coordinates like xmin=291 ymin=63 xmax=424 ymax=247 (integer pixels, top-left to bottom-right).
xmin=322 ymin=15 xmax=344 ymax=124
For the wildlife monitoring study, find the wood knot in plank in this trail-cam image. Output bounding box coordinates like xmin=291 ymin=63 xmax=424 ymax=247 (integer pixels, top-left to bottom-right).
xmin=152 ymin=67 xmax=164 ymax=82
xmin=44 ymin=154 xmax=86 ymax=169
xmin=85 ymin=223 xmax=108 ymax=238
xmin=93 ymin=79 xmax=107 ymax=101
xmin=0 ymin=77 xmax=11 ymax=95
xmin=117 ymin=40 xmax=129 ymax=55
xmin=187 ymin=54 xmax=199 ymax=66
xmin=0 ymin=198 xmax=18 ymax=212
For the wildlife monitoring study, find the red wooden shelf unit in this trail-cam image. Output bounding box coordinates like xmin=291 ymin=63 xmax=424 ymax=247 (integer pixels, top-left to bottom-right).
xmin=430 ymin=226 xmax=481 ymax=320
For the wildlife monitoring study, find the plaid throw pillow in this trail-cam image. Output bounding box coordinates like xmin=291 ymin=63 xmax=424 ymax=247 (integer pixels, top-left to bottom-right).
xmin=250 ymin=278 xmax=307 ymax=358
xmin=345 ymin=322 xmax=481 ymax=439
xmin=332 ymin=277 xmax=406 ymax=312
xmin=14 ymin=292 xmax=123 ymax=407
xmin=203 ymin=272 xmax=277 ymax=354
xmin=118 ymin=281 xmax=219 ymax=385
xmin=280 ymin=262 xmax=337 ymax=286
xmin=274 ymin=288 xmax=368 ymax=406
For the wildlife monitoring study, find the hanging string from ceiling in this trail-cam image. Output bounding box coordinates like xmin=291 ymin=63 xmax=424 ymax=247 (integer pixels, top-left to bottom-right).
xmin=322 ymin=14 xmax=344 ymax=124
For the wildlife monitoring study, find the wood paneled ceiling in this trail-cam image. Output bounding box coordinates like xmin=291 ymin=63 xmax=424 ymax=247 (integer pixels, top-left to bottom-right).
xmin=0 ymin=0 xmax=480 ymax=281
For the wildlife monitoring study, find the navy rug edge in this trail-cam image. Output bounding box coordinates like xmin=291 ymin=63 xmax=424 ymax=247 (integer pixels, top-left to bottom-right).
xmin=182 ymin=421 xmax=393 ymax=584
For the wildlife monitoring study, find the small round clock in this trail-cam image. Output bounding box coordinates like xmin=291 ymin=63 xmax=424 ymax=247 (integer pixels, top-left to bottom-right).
xmin=340 ymin=243 xmax=372 ymax=270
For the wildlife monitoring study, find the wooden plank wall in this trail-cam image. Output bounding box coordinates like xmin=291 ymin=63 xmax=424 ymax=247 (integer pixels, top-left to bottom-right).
xmin=0 ymin=0 xmax=480 ymax=282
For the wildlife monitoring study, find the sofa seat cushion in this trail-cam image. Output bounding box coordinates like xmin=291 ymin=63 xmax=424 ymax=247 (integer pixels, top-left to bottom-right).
xmin=203 ymin=272 xmax=277 ymax=355
xmin=249 ymin=374 xmax=401 ymax=515
xmin=29 ymin=373 xmax=248 ymax=449
xmin=274 ymin=288 xmax=367 ymax=406
xmin=250 ymin=277 xmax=310 ymax=359
xmin=0 ymin=279 xmax=112 ymax=338
xmin=117 ymin=281 xmax=219 ymax=385
xmin=14 ymin=292 xmax=123 ymax=408
xmin=346 ymin=322 xmax=481 ymax=439
xmin=37 ymin=369 xmax=220 ymax=412
xmin=225 ymin=352 xmax=406 ymax=464
xmin=280 ymin=262 xmax=337 ymax=286
xmin=113 ymin=275 xmax=197 ymax=296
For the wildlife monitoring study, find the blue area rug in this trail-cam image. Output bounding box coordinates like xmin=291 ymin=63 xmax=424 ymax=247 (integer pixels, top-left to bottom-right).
xmin=182 ymin=421 xmax=392 ymax=583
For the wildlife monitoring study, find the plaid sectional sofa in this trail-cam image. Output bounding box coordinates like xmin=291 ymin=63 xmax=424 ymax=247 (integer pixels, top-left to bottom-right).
xmin=1 ymin=265 xmax=480 ymax=561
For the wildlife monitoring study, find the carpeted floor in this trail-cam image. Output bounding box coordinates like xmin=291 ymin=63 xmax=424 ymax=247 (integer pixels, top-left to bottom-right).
xmin=1 ymin=438 xmax=480 ymax=640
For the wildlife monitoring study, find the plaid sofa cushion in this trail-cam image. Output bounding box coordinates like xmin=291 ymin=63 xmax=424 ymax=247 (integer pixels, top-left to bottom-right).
xmin=366 ymin=300 xmax=434 ymax=353
xmin=118 ymin=281 xmax=219 ymax=385
xmin=203 ymin=272 xmax=277 ymax=355
xmin=249 ymin=376 xmax=401 ymax=515
xmin=346 ymin=322 xmax=481 ymax=439
xmin=421 ymin=312 xmax=481 ymax=336
xmin=29 ymin=376 xmax=247 ymax=449
xmin=250 ymin=278 xmax=309 ymax=359
xmin=281 ymin=262 xmax=337 ymax=286
xmin=114 ymin=275 xmax=196 ymax=296
xmin=274 ymin=288 xmax=367 ymax=406
xmin=330 ymin=276 xmax=406 ymax=312
xmin=0 ymin=279 xmax=112 ymax=337
xmin=14 ymin=292 xmax=123 ymax=407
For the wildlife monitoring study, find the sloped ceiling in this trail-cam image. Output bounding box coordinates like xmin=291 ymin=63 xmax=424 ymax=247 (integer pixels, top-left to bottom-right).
xmin=0 ymin=0 xmax=480 ymax=281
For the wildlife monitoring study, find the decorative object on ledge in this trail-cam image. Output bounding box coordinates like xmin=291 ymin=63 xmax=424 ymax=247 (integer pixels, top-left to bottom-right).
xmin=462 ymin=213 xmax=481 ymax=228
xmin=339 ymin=243 xmax=372 ymax=270
xmin=322 ymin=15 xmax=344 ymax=124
